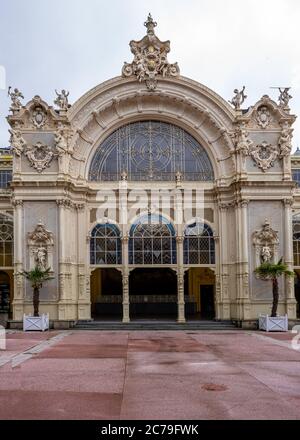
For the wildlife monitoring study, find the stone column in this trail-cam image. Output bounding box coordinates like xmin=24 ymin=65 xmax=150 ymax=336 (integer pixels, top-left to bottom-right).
xmin=76 ymin=203 xmax=91 ymax=320
xmin=284 ymin=198 xmax=297 ymax=317
xmin=56 ymin=199 xmax=69 ymax=320
xmin=217 ymin=202 xmax=231 ymax=320
xmin=122 ymin=267 xmax=130 ymax=323
xmin=176 ymin=236 xmax=185 ymax=323
xmin=12 ymin=199 xmax=24 ymax=320
xmin=236 ymin=200 xmax=251 ymax=320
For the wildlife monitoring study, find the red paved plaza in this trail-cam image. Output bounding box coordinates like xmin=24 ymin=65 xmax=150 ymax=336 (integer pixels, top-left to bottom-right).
xmin=0 ymin=330 xmax=300 ymax=420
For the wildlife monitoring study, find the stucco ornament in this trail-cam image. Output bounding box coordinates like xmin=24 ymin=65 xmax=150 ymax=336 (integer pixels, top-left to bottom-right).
xmin=28 ymin=221 xmax=54 ymax=271
xmin=54 ymin=89 xmax=70 ymax=110
xmin=253 ymin=219 xmax=279 ymax=267
xmin=8 ymin=87 xmax=24 ymax=112
xmin=250 ymin=141 xmax=279 ymax=172
xmin=256 ymin=106 xmax=272 ymax=129
xmin=9 ymin=129 xmax=26 ymax=156
xmin=229 ymin=86 xmax=247 ymax=110
xmin=278 ymin=122 xmax=293 ymax=157
xmin=25 ymin=141 xmax=55 ymax=173
xmin=122 ymin=14 xmax=180 ymax=90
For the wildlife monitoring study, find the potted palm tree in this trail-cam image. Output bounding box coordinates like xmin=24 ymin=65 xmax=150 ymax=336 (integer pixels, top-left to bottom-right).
xmin=20 ymin=266 xmax=53 ymax=331
xmin=255 ymin=258 xmax=294 ymax=331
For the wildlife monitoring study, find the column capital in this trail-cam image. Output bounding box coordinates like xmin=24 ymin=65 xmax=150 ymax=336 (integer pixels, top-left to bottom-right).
xmin=12 ymin=199 xmax=23 ymax=207
xmin=283 ymin=198 xmax=293 ymax=207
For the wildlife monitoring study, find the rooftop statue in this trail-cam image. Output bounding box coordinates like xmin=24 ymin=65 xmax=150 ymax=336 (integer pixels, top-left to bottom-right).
xmin=54 ymin=89 xmax=70 ymax=110
xmin=229 ymin=86 xmax=247 ymax=110
xmin=122 ymin=13 xmax=180 ymax=90
xmin=8 ymin=87 xmax=24 ymax=112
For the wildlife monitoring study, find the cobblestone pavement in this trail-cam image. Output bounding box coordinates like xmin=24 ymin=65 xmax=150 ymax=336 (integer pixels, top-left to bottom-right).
xmin=0 ymin=329 xmax=300 ymax=419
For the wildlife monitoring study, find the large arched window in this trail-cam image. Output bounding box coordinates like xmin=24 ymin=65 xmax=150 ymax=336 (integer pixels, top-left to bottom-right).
xmin=129 ymin=214 xmax=176 ymax=264
xmin=0 ymin=214 xmax=13 ymax=267
xmin=184 ymin=222 xmax=215 ymax=265
xmin=89 ymin=121 xmax=214 ymax=181
xmin=293 ymin=216 xmax=300 ymax=266
xmin=90 ymin=224 xmax=121 ymax=265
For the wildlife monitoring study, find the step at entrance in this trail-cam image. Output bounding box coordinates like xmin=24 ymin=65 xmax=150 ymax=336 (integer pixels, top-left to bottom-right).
xmin=74 ymin=320 xmax=237 ymax=330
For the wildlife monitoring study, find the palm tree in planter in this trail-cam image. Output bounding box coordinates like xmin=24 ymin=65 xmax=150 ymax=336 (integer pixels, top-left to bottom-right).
xmin=255 ymin=258 xmax=294 ymax=331
xmin=20 ymin=266 xmax=53 ymax=331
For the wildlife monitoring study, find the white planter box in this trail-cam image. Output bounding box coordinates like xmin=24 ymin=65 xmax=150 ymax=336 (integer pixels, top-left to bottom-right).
xmin=23 ymin=313 xmax=49 ymax=332
xmin=259 ymin=314 xmax=288 ymax=332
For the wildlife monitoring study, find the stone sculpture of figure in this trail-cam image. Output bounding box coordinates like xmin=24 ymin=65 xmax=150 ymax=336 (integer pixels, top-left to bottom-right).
xmin=55 ymin=130 xmax=68 ymax=155
xmin=261 ymin=246 xmax=272 ymax=263
xmin=135 ymin=51 xmax=146 ymax=82
xmin=9 ymin=129 xmax=26 ymax=156
xmin=278 ymin=122 xmax=292 ymax=156
xmin=175 ymin=170 xmax=182 ymax=184
xmin=278 ymin=87 xmax=292 ymax=108
xmin=120 ymin=170 xmax=128 ymax=181
xmin=35 ymin=246 xmax=47 ymax=269
xmin=8 ymin=87 xmax=24 ymax=112
xmin=54 ymin=89 xmax=70 ymax=110
xmin=235 ymin=123 xmax=253 ymax=155
xmin=229 ymin=86 xmax=247 ymax=110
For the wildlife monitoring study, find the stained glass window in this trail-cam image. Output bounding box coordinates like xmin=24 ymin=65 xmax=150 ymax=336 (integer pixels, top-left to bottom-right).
xmin=184 ymin=222 xmax=215 ymax=264
xmin=90 ymin=224 xmax=122 ymax=265
xmin=89 ymin=121 xmax=214 ymax=181
xmin=129 ymin=214 xmax=176 ymax=264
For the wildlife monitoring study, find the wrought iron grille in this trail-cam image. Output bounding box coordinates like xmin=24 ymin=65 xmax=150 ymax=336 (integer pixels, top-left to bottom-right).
xmin=184 ymin=222 xmax=215 ymax=264
xmin=293 ymin=219 xmax=300 ymax=266
xmin=90 ymin=224 xmax=122 ymax=265
xmin=129 ymin=214 xmax=176 ymax=264
xmin=0 ymin=214 xmax=13 ymax=267
xmin=89 ymin=121 xmax=214 ymax=181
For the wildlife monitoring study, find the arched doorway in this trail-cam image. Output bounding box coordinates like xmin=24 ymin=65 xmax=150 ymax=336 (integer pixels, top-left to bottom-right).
xmin=90 ymin=223 xmax=122 ymax=319
xmin=183 ymin=222 xmax=216 ymax=320
xmin=129 ymin=268 xmax=177 ymax=318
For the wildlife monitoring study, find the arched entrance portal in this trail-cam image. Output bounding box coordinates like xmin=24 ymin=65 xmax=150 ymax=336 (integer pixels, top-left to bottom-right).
xmin=91 ymin=268 xmax=122 ymax=319
xmin=129 ymin=268 xmax=177 ymax=318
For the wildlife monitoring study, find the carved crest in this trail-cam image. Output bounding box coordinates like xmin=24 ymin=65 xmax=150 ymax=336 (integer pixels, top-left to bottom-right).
xmin=122 ymin=14 xmax=180 ymax=90
xmin=25 ymin=141 xmax=55 ymax=173
xmin=255 ymin=105 xmax=272 ymax=129
xmin=250 ymin=141 xmax=279 ymax=172
xmin=32 ymin=105 xmax=47 ymax=128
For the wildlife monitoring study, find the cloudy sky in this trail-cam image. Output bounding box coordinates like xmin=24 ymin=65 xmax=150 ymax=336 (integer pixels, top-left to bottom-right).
xmin=1 ymin=0 xmax=300 ymax=149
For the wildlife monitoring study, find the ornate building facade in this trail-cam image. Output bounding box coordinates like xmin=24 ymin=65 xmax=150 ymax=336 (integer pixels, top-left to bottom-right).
xmin=1 ymin=15 xmax=300 ymax=328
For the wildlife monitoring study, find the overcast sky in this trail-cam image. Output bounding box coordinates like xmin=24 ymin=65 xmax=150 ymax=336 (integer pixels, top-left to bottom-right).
xmin=1 ymin=0 xmax=300 ymax=150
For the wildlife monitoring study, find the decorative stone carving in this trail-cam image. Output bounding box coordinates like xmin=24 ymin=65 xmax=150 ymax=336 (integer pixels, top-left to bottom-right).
xmin=229 ymin=86 xmax=247 ymax=110
xmin=32 ymin=105 xmax=47 ymax=128
xmin=8 ymin=87 xmax=24 ymax=112
xmin=255 ymin=105 xmax=272 ymax=129
xmin=27 ymin=221 xmax=54 ymax=270
xmin=9 ymin=129 xmax=26 ymax=156
xmin=278 ymin=122 xmax=293 ymax=157
xmin=25 ymin=142 xmax=55 ymax=173
xmin=34 ymin=246 xmax=47 ymax=269
xmin=250 ymin=141 xmax=278 ymax=172
xmin=122 ymin=14 xmax=180 ymax=91
xmin=234 ymin=123 xmax=253 ymax=155
xmin=54 ymin=89 xmax=70 ymax=110
xmin=261 ymin=246 xmax=272 ymax=262
xmin=278 ymin=87 xmax=292 ymax=110
xmin=253 ymin=219 xmax=279 ymax=267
